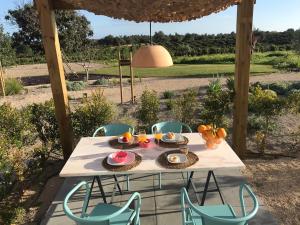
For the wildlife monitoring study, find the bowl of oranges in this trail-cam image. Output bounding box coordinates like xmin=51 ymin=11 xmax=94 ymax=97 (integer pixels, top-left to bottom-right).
xmin=197 ymin=124 xmax=227 ymax=149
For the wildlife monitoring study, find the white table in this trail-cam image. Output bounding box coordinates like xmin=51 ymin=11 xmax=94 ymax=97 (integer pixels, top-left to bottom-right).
xmin=60 ymin=133 xmax=244 ymax=177
xmin=60 ymin=133 xmax=244 ymax=205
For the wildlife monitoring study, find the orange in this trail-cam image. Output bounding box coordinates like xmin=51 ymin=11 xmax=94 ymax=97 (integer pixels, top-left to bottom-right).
xmin=214 ymin=137 xmax=222 ymax=144
xmin=123 ymin=132 xmax=132 ymax=139
xmin=217 ymin=128 xmax=227 ymax=138
xmin=197 ymin=125 xmax=207 ymax=133
xmin=206 ymin=125 xmax=212 ymax=131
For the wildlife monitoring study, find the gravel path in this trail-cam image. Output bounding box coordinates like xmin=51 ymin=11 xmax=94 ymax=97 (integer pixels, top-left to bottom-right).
xmin=0 ymin=72 xmax=299 ymax=108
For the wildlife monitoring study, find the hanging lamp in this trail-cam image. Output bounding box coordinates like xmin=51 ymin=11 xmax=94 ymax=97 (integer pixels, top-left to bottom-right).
xmin=132 ymin=22 xmax=173 ymax=68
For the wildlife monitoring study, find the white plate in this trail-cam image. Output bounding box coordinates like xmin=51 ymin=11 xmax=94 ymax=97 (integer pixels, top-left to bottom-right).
xmin=162 ymin=133 xmax=184 ymax=143
xmin=107 ymin=151 xmax=135 ymax=166
xmin=117 ymin=136 xmax=132 ymax=144
xmin=167 ymin=153 xmax=187 ymax=164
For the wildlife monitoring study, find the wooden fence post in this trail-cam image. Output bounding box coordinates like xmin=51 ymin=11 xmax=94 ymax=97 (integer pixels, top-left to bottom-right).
xmin=129 ymin=52 xmax=134 ymax=103
xmin=232 ymin=0 xmax=254 ymax=158
xmin=118 ymin=50 xmax=124 ymax=104
xmin=35 ymin=0 xmax=74 ymax=160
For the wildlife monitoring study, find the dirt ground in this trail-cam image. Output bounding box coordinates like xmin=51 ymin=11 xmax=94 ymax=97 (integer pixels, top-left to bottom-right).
xmin=4 ymin=62 xmax=106 ymax=78
xmin=1 ymin=72 xmax=300 ymax=108
xmin=243 ymin=156 xmax=300 ymax=225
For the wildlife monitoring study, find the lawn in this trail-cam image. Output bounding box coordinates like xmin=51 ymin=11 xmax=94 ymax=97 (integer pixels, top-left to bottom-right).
xmin=92 ymin=64 xmax=278 ymax=78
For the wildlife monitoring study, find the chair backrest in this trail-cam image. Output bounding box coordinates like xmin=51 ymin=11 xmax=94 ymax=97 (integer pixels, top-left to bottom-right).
xmin=151 ymin=121 xmax=192 ymax=134
xmin=180 ymin=184 xmax=259 ymax=225
xmin=93 ymin=123 xmax=135 ymax=137
xmin=63 ymin=181 xmax=141 ymax=225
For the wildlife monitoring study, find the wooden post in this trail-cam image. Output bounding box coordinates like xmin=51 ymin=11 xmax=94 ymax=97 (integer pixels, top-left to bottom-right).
xmin=232 ymin=0 xmax=254 ymax=158
xmin=118 ymin=50 xmax=123 ymax=104
xmin=129 ymin=52 xmax=134 ymax=104
xmin=0 ymin=61 xmax=5 ymax=96
xmin=35 ymin=0 xmax=74 ymax=160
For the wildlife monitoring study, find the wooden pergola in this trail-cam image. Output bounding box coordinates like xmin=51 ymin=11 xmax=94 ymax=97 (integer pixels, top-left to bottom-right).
xmin=35 ymin=0 xmax=254 ymax=160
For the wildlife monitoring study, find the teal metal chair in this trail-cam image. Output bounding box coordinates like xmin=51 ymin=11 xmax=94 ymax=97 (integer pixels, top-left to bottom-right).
xmin=151 ymin=121 xmax=193 ymax=189
xmin=151 ymin=121 xmax=192 ymax=134
xmin=93 ymin=123 xmax=135 ymax=191
xmin=180 ymin=184 xmax=259 ymax=225
xmin=63 ymin=181 xmax=141 ymax=225
xmin=93 ymin=123 xmax=135 ymax=137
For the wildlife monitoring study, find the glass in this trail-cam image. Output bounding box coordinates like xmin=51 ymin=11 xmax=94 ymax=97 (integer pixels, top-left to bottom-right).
xmin=138 ymin=129 xmax=147 ymax=143
xmin=180 ymin=146 xmax=189 ymax=155
xmin=154 ymin=130 xmax=163 ymax=145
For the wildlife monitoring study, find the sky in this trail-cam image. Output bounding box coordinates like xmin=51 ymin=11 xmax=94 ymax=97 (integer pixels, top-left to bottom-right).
xmin=0 ymin=0 xmax=300 ymax=39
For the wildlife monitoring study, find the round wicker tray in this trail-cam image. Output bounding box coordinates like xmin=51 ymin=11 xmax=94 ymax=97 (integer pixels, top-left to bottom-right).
xmin=155 ymin=136 xmax=189 ymax=148
xmin=108 ymin=136 xmax=139 ymax=149
xmin=102 ymin=152 xmax=142 ymax=172
xmin=157 ymin=149 xmax=199 ymax=169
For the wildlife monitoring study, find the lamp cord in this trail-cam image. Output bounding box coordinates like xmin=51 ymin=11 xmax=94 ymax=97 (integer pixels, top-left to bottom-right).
xmin=149 ymin=21 xmax=152 ymax=45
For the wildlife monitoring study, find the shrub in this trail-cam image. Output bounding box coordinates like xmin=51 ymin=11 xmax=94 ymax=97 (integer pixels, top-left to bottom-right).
xmin=200 ymin=79 xmax=232 ymax=128
xmin=173 ymin=89 xmax=198 ymax=125
xmin=165 ymin=99 xmax=175 ymax=110
xmin=72 ymin=89 xmax=116 ymax=138
xmin=0 ymin=103 xmax=35 ymax=147
xmin=93 ymin=78 xmax=108 ymax=86
xmin=267 ymin=82 xmax=289 ymax=95
xmin=137 ymin=90 xmax=160 ymax=127
xmin=287 ymin=89 xmax=300 ymax=113
xmin=4 ymin=78 xmax=23 ymax=95
xmin=248 ymin=86 xmax=287 ymax=154
xmin=163 ymin=90 xmax=175 ymax=99
xmin=66 ymin=81 xmax=86 ymax=91
xmin=28 ymin=100 xmax=60 ymax=163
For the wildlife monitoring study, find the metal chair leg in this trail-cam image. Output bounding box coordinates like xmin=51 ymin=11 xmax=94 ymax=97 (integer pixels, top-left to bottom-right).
xmin=113 ymin=175 xmax=123 ymax=195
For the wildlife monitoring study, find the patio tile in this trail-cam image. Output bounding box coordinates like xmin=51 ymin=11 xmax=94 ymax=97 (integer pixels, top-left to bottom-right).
xmin=42 ymin=169 xmax=278 ymax=225
xmin=156 ymin=209 xmax=182 ymax=225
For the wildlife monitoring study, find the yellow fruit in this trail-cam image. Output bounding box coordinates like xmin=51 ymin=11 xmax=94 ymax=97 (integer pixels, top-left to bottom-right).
xmin=217 ymin=128 xmax=227 ymax=138
xmin=198 ymin=125 xmax=207 ymax=133
xmin=123 ymin=132 xmax=132 ymax=139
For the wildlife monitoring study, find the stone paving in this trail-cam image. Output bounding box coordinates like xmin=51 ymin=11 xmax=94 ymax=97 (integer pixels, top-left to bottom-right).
xmin=41 ymin=170 xmax=278 ymax=225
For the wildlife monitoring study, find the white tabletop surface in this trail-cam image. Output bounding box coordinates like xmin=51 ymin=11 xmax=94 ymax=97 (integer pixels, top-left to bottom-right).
xmin=60 ymin=133 xmax=245 ymax=177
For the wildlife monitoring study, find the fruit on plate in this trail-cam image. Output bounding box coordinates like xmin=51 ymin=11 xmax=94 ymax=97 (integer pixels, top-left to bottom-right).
xmin=113 ymin=151 xmax=128 ymax=163
xmin=123 ymin=132 xmax=132 ymax=139
xmin=122 ymin=136 xmax=129 ymax=143
xmin=197 ymin=124 xmax=227 ymax=149
xmin=139 ymin=138 xmax=151 ymax=148
xmin=167 ymin=132 xmax=175 ymax=139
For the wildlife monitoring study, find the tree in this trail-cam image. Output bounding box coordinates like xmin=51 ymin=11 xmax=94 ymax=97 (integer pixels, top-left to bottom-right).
xmin=5 ymin=3 xmax=93 ymax=54
xmin=0 ymin=25 xmax=16 ymax=66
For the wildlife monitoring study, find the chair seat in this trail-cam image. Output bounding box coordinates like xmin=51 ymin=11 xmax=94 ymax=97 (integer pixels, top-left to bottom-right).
xmin=189 ymin=204 xmax=236 ymax=225
xmin=86 ymin=203 xmax=134 ymax=225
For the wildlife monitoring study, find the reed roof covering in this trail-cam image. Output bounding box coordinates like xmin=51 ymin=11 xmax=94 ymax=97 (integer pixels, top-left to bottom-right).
xmin=52 ymin=0 xmax=242 ymax=22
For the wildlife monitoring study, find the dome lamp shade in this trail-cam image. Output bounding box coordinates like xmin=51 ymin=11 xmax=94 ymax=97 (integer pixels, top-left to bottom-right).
xmin=132 ymin=45 xmax=173 ymax=68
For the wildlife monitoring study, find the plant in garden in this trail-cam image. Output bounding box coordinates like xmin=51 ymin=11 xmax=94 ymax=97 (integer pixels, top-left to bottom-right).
xmin=172 ymin=89 xmax=198 ymax=125
xmin=93 ymin=78 xmax=108 ymax=86
xmin=163 ymin=90 xmax=175 ymax=99
xmin=200 ymin=79 xmax=232 ymax=128
xmin=165 ymin=99 xmax=175 ymax=110
xmin=137 ymin=90 xmax=160 ymax=127
xmin=287 ymin=89 xmax=300 ymax=113
xmin=28 ymin=100 xmax=60 ymax=164
xmin=72 ymin=89 xmax=116 ymax=138
xmin=4 ymin=78 xmax=23 ymax=95
xmin=0 ymin=103 xmax=35 ymax=147
xmin=248 ymin=86 xmax=286 ymax=154
xmin=66 ymin=81 xmax=86 ymax=91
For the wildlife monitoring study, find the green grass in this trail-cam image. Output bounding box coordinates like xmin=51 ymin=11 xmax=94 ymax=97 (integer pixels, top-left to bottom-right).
xmin=92 ymin=64 xmax=278 ymax=78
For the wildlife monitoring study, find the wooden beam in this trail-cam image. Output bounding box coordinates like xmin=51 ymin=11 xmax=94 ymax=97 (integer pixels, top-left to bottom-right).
xmin=0 ymin=61 xmax=5 ymax=97
xmin=35 ymin=0 xmax=74 ymax=160
xmin=232 ymin=0 xmax=254 ymax=158
xmin=129 ymin=52 xmax=134 ymax=104
xmin=118 ymin=50 xmax=124 ymax=104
